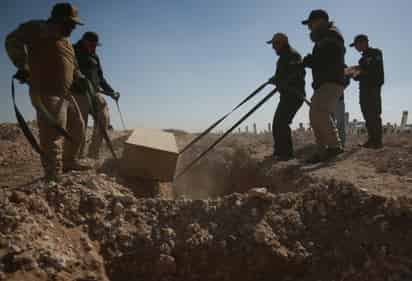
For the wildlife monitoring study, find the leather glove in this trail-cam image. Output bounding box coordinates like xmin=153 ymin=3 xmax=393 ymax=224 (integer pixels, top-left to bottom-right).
xmin=277 ymin=81 xmax=288 ymax=92
xmin=110 ymin=91 xmax=120 ymax=101
xmin=268 ymin=76 xmax=277 ymax=85
xmin=268 ymin=76 xmax=288 ymax=91
xmin=302 ymin=54 xmax=313 ymax=68
xmin=14 ymin=68 xmax=30 ymax=84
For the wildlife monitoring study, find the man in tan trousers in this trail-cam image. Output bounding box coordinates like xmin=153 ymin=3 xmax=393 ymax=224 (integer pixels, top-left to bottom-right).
xmin=5 ymin=3 xmax=91 ymax=181
xmin=73 ymin=32 xmax=120 ymax=159
xmin=301 ymin=10 xmax=346 ymax=163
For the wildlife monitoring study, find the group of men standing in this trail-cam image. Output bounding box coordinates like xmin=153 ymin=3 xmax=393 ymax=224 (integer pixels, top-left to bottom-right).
xmin=268 ymin=9 xmax=385 ymax=163
xmin=4 ymin=3 xmax=386 ymax=180
xmin=5 ymin=3 xmax=119 ymax=181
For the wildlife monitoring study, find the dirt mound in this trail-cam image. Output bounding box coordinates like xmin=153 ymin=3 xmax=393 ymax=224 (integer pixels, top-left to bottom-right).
xmin=2 ymin=123 xmax=412 ymax=280
xmin=1 ymin=175 xmax=412 ymax=281
xmin=174 ymin=131 xmax=412 ymax=199
xmin=0 ymin=122 xmax=38 ymax=166
xmin=100 ymin=182 xmax=412 ymax=281
xmin=0 ymin=122 xmax=38 ymax=142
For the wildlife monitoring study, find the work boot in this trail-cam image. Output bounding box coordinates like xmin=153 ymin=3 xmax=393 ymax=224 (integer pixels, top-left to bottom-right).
xmin=273 ymin=154 xmax=294 ymax=162
xmin=44 ymin=172 xmax=61 ymax=183
xmin=323 ymin=147 xmax=344 ymax=161
xmin=306 ymin=147 xmax=344 ymax=164
xmin=360 ymin=141 xmax=383 ymax=149
xmin=43 ymin=164 xmax=62 ymax=183
xmin=305 ymin=153 xmax=323 ymax=164
xmin=63 ymin=160 xmax=93 ymax=173
xmin=369 ymin=142 xmax=383 ymax=149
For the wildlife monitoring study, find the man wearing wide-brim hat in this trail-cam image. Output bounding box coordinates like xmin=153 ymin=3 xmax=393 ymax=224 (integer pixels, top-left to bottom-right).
xmin=5 ymin=2 xmax=91 ymax=181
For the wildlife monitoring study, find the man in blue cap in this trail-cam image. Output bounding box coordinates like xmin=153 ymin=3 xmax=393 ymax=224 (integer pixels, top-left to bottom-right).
xmin=350 ymin=34 xmax=384 ymax=149
xmin=266 ymin=33 xmax=305 ymax=161
xmin=301 ymin=9 xmax=346 ymax=163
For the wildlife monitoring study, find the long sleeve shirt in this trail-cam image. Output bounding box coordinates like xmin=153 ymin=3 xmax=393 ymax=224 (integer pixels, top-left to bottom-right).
xmin=356 ymin=47 xmax=384 ymax=88
xmin=5 ymin=20 xmax=80 ymax=96
xmin=273 ymin=46 xmax=306 ymax=98
xmin=74 ymin=41 xmax=114 ymax=94
xmin=304 ymin=26 xmax=346 ymax=90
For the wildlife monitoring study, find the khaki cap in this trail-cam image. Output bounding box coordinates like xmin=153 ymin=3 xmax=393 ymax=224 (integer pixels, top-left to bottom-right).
xmin=50 ymin=3 xmax=84 ymax=25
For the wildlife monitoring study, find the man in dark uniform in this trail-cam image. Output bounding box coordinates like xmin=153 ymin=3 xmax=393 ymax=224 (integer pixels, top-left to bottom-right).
xmin=350 ymin=34 xmax=384 ymax=149
xmin=301 ymin=9 xmax=346 ymax=163
xmin=267 ymin=33 xmax=305 ymax=161
xmin=73 ymin=31 xmax=120 ymax=158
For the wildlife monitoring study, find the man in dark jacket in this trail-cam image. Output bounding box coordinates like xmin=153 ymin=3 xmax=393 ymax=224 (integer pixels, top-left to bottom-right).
xmin=73 ymin=31 xmax=120 ymax=158
xmin=350 ymin=34 xmax=384 ymax=149
xmin=267 ymin=33 xmax=305 ymax=161
xmin=301 ymin=9 xmax=346 ymax=163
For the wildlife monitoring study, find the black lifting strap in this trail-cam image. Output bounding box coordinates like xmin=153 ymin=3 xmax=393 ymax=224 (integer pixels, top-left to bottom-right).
xmin=175 ymin=68 xmax=311 ymax=179
xmin=84 ymin=81 xmax=118 ymax=160
xmin=178 ymin=81 xmax=269 ymax=155
xmin=175 ymin=87 xmax=279 ymax=179
xmin=11 ymin=77 xmax=46 ymax=158
xmin=12 ymin=77 xmax=75 ymax=142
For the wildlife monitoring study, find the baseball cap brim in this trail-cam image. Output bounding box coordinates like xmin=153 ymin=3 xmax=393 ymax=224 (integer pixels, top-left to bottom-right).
xmin=71 ymin=17 xmax=84 ymax=25
xmin=301 ymin=19 xmax=310 ymax=25
xmin=349 ymin=42 xmax=356 ymax=47
xmin=266 ymin=40 xmax=273 ymax=44
xmin=350 ymin=35 xmax=368 ymax=47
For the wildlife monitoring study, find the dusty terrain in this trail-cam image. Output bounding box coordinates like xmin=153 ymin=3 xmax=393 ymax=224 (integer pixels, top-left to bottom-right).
xmin=1 ymin=122 xmax=412 ymax=281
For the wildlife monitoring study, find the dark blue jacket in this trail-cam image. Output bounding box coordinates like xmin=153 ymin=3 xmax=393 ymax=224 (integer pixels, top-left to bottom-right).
xmin=74 ymin=41 xmax=114 ymax=94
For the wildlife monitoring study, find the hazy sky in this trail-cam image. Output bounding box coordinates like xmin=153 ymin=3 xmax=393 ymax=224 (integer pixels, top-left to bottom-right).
xmin=1 ymin=0 xmax=410 ymax=132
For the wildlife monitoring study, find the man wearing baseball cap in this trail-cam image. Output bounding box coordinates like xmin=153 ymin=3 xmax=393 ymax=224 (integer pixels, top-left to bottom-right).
xmin=73 ymin=31 xmax=120 ymax=159
xmin=5 ymin=2 xmax=90 ymax=181
xmin=301 ymin=9 xmax=346 ymax=163
xmin=350 ymin=34 xmax=385 ymax=149
xmin=266 ymin=33 xmax=306 ymax=161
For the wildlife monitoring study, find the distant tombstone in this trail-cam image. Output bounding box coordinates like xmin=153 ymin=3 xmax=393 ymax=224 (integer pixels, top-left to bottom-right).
xmin=401 ymin=111 xmax=408 ymax=127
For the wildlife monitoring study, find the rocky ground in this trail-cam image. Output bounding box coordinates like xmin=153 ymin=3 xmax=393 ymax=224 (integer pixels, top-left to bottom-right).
xmin=1 ymin=122 xmax=412 ymax=281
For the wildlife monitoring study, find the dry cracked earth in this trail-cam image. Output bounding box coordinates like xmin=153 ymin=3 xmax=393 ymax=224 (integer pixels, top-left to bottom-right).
xmin=1 ymin=122 xmax=412 ymax=281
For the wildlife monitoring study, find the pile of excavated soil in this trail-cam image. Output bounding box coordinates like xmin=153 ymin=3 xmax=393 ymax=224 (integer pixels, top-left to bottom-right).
xmin=174 ymin=130 xmax=412 ymax=199
xmin=1 ymin=174 xmax=412 ymax=281
xmin=0 ymin=122 xmax=38 ymax=166
xmin=2 ymin=123 xmax=412 ymax=280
